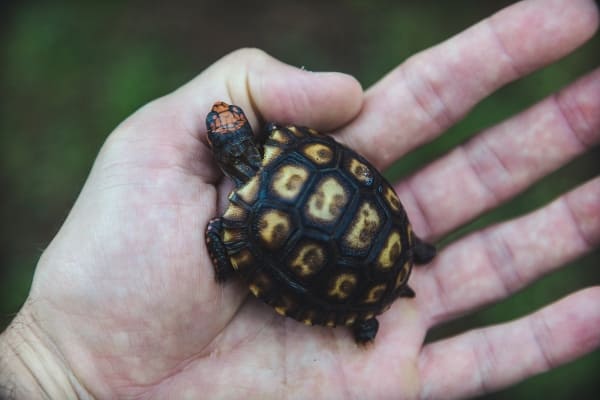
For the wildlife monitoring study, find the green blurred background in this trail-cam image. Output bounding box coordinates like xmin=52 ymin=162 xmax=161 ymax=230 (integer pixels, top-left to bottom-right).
xmin=1 ymin=1 xmax=598 ymax=398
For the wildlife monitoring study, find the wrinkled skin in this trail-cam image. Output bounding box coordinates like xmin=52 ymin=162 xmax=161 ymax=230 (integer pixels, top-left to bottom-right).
xmin=2 ymin=0 xmax=600 ymax=399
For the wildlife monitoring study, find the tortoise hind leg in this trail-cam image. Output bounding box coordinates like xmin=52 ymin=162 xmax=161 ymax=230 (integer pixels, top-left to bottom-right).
xmin=398 ymin=285 xmax=415 ymax=298
xmin=205 ymin=218 xmax=235 ymax=282
xmin=413 ymin=235 xmax=437 ymax=265
xmin=353 ymin=318 xmax=379 ymax=344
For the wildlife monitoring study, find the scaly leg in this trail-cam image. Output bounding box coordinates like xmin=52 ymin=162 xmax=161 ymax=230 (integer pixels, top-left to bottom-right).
xmin=205 ymin=218 xmax=235 ymax=282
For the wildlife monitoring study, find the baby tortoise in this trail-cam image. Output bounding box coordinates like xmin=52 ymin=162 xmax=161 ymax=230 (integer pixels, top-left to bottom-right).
xmin=205 ymin=101 xmax=436 ymax=343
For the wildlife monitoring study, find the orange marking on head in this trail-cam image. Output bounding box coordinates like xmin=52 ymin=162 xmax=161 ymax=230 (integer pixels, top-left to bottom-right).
xmin=208 ymin=101 xmax=248 ymax=134
xmin=211 ymin=101 xmax=231 ymax=113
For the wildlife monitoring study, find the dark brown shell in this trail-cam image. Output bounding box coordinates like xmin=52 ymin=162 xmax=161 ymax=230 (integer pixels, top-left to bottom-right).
xmin=219 ymin=124 xmax=415 ymax=327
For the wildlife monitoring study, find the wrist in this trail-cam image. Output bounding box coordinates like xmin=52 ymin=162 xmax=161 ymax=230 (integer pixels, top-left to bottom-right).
xmin=0 ymin=306 xmax=92 ymax=399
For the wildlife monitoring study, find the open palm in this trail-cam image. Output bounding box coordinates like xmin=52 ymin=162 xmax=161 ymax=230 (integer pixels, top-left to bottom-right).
xmin=9 ymin=1 xmax=599 ymax=399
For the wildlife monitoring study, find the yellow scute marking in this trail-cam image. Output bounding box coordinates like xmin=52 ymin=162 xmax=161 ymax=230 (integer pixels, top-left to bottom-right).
xmin=249 ymin=272 xmax=272 ymax=298
xmin=344 ymin=314 xmax=357 ymax=326
xmin=262 ymin=145 xmax=283 ymax=166
xmin=271 ymin=129 xmax=290 ymax=144
xmin=249 ymin=284 xmax=261 ymax=297
xmin=343 ymin=202 xmax=381 ymax=250
xmin=273 ymin=296 xmax=295 ymax=316
xmin=289 ymin=243 xmax=326 ymax=277
xmin=384 ymin=186 xmax=402 ymax=213
xmin=237 ymin=175 xmax=260 ymax=203
xmin=302 ymin=310 xmax=316 ymax=325
xmin=271 ymin=164 xmax=308 ymax=201
xmin=287 ymin=126 xmax=304 ymax=137
xmin=348 ymin=158 xmax=373 ymax=185
xmin=223 ymin=228 xmax=243 ymax=244
xmin=307 ymin=128 xmax=321 ymax=136
xmin=328 ymin=273 xmax=357 ymax=300
xmin=304 ymin=177 xmax=348 ymax=223
xmin=223 ymin=204 xmax=248 ymax=221
xmin=303 ymin=143 xmax=334 ymax=165
xmin=363 ymin=284 xmax=387 ymax=304
xmin=257 ymin=209 xmax=291 ymax=249
xmin=395 ymin=261 xmax=412 ymax=289
xmin=377 ymin=231 xmax=402 ymax=269
xmin=274 ymin=306 xmax=287 ymax=316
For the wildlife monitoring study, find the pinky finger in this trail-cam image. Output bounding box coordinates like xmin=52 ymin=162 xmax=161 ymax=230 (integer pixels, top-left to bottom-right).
xmin=417 ymin=287 xmax=600 ymax=400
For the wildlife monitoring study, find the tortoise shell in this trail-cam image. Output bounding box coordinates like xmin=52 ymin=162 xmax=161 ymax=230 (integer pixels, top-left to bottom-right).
xmin=205 ymin=102 xmax=436 ymax=343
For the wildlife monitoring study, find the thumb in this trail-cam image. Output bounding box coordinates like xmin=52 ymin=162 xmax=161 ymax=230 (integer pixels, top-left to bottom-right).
xmin=103 ymin=48 xmax=363 ymax=185
xmin=171 ymin=48 xmax=363 ymax=138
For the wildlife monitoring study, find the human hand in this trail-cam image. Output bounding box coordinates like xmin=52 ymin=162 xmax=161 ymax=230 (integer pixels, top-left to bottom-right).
xmin=1 ymin=0 xmax=599 ymax=399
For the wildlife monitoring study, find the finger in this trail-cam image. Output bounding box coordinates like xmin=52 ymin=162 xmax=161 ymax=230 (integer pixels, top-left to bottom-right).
xmin=172 ymin=48 xmax=363 ymax=142
xmin=336 ymin=0 xmax=599 ymax=169
xmin=417 ymin=287 xmax=600 ymax=400
xmin=412 ymin=177 xmax=600 ymax=327
xmin=396 ymin=67 xmax=600 ymax=238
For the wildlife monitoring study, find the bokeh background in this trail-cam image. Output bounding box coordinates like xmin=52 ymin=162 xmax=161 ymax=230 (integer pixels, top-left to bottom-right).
xmin=1 ymin=1 xmax=598 ymax=398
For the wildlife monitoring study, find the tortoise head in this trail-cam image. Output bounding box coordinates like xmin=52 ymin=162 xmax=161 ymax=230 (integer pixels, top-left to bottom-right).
xmin=206 ymin=101 xmax=262 ymax=186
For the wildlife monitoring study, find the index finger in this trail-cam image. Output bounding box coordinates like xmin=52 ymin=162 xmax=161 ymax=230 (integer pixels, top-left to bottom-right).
xmin=336 ymin=0 xmax=599 ymax=170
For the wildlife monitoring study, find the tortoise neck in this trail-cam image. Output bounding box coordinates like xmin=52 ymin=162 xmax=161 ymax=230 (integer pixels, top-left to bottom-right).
xmin=211 ymin=127 xmax=262 ymax=187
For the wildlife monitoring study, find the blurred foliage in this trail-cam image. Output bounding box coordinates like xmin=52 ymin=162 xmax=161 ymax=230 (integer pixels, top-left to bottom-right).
xmin=1 ymin=1 xmax=598 ymax=399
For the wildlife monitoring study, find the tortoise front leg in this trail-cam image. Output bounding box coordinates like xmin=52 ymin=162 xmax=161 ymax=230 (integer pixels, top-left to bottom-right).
xmin=205 ymin=218 xmax=235 ymax=282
